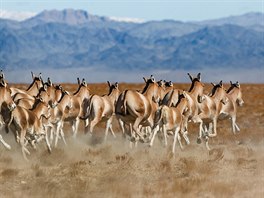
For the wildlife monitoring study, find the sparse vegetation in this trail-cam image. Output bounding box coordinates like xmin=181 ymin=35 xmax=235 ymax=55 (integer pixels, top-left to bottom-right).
xmin=0 ymin=83 xmax=263 ymax=197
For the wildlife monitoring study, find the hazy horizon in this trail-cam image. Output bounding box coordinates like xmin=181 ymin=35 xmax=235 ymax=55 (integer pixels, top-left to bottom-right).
xmin=1 ymin=0 xmax=262 ymax=22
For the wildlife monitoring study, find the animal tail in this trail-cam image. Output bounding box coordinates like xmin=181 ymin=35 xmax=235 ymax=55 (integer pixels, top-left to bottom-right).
xmin=154 ymin=106 xmax=163 ymax=125
xmin=79 ymin=96 xmax=92 ymax=120
xmin=5 ymin=111 xmax=14 ymax=134
xmin=161 ymin=106 xmax=169 ymax=125
xmin=116 ymin=90 xmax=128 ymax=116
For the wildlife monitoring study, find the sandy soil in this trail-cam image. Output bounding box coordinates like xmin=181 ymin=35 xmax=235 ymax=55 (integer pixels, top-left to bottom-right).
xmin=0 ymin=83 xmax=263 ymax=198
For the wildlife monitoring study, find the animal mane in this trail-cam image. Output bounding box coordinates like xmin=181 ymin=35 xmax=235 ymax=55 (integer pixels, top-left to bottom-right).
xmin=141 ymin=81 xmax=152 ymax=94
xmin=188 ymin=79 xmax=199 ymax=92
xmin=227 ymin=85 xmax=235 ymax=94
xmin=26 ymin=78 xmax=38 ymax=91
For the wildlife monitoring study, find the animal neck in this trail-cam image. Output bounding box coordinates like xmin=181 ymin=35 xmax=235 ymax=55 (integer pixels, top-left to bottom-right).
xmin=189 ymin=83 xmax=203 ymax=99
xmin=143 ymin=84 xmax=158 ymax=102
xmin=108 ymin=89 xmax=119 ymax=104
xmin=74 ymin=87 xmax=89 ymax=100
xmin=59 ymin=94 xmax=71 ymax=109
xmin=227 ymin=88 xmax=239 ymax=101
xmin=176 ymin=99 xmax=187 ymax=114
xmin=32 ymin=103 xmax=45 ymax=119
xmin=27 ymin=81 xmax=40 ymax=95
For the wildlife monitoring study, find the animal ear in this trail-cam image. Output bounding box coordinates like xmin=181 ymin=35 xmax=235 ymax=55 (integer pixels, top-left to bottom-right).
xmin=150 ymin=75 xmax=155 ymax=82
xmin=197 ymin=73 xmax=201 ymax=81
xmin=0 ymin=79 xmax=5 ymax=87
xmin=182 ymin=90 xmax=187 ymax=97
xmin=143 ymin=77 xmax=147 ymax=83
xmin=107 ymin=81 xmax=111 ymax=87
xmin=115 ymin=82 xmax=118 ymax=88
xmin=187 ymin=73 xmax=193 ymax=81
xmin=43 ymin=84 xmax=47 ymax=91
xmin=47 ymin=77 xmax=52 ymax=86
xmin=169 ymin=81 xmax=173 ymax=87
xmin=77 ymin=77 xmax=80 ymax=85
xmin=211 ymin=82 xmax=216 ymax=87
xmin=31 ymin=71 xmax=35 ymax=79
xmin=230 ymin=81 xmax=233 ymax=85
xmin=82 ymin=78 xmax=87 ymax=86
xmin=219 ymin=80 xmax=223 ymax=87
xmin=39 ymin=73 xmax=42 ymax=78
xmin=236 ymin=81 xmax=240 ymax=88
xmin=0 ymin=70 xmax=4 ymax=79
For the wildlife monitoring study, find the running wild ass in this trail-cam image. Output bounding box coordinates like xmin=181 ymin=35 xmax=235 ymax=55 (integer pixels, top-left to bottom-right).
xmin=218 ymin=81 xmax=244 ymax=134
xmin=115 ymin=75 xmax=162 ymax=145
xmin=82 ymin=82 xmax=120 ymax=141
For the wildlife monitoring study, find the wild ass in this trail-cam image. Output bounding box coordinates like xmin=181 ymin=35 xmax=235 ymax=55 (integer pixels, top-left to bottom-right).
xmin=218 ymin=81 xmax=244 ymax=134
xmin=47 ymin=87 xmax=71 ymax=147
xmin=63 ymin=78 xmax=91 ymax=138
xmin=11 ymin=72 xmax=43 ymax=100
xmin=192 ymin=81 xmax=228 ymax=150
xmin=7 ymin=98 xmax=51 ymax=160
xmin=0 ymin=74 xmax=16 ymax=149
xmin=150 ymin=91 xmax=189 ymax=153
xmin=115 ymin=75 xmax=162 ymax=145
xmin=81 ymin=82 xmax=120 ymax=141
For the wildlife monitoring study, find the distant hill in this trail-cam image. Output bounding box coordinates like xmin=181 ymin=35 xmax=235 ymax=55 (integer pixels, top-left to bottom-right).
xmin=0 ymin=9 xmax=263 ymax=82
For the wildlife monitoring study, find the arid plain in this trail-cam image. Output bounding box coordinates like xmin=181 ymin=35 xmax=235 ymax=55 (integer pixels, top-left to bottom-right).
xmin=0 ymin=83 xmax=263 ymax=198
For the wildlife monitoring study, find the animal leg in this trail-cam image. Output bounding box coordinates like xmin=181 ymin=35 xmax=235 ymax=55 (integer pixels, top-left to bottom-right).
xmin=0 ymin=134 xmax=11 ymax=150
xmin=231 ymin=116 xmax=240 ymax=134
xmin=205 ymin=135 xmax=210 ymax=150
xmin=45 ymin=133 xmax=52 ymax=153
xmin=20 ymin=132 xmax=30 ymax=161
xmin=72 ymin=119 xmax=80 ymax=138
xmin=177 ymin=132 xmax=183 ymax=150
xmin=104 ymin=119 xmax=111 ymax=142
xmin=132 ymin=117 xmax=145 ymax=142
xmin=172 ymin=127 xmax=180 ymax=154
xmin=71 ymin=121 xmax=76 ymax=135
xmin=59 ymin=125 xmax=67 ymax=145
xmin=48 ymin=126 xmax=54 ymax=145
xmin=163 ymin=125 xmax=168 ymax=147
xmin=54 ymin=122 xmax=62 ymax=147
xmin=181 ymin=127 xmax=190 ymax=145
xmin=149 ymin=126 xmax=159 ymax=147
xmin=198 ymin=121 xmax=204 ymax=143
xmin=235 ymin=122 xmax=240 ymax=132
xmin=109 ymin=124 xmax=116 ymax=138
xmin=118 ymin=119 xmax=125 ymax=135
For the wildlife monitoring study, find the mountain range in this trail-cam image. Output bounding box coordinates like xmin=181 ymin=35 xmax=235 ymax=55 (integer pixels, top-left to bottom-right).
xmin=0 ymin=9 xmax=263 ymax=82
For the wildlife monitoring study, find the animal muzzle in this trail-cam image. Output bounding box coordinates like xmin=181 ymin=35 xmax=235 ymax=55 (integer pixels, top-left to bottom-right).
xmin=221 ymin=98 xmax=228 ymax=105
xmin=238 ymin=100 xmax=244 ymax=107
xmin=8 ymin=102 xmax=16 ymax=111
xmin=197 ymin=95 xmax=204 ymax=103
xmin=51 ymin=102 xmax=58 ymax=108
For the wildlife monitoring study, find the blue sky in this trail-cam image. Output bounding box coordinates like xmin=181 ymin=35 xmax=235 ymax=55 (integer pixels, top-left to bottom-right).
xmin=1 ymin=0 xmax=263 ymax=21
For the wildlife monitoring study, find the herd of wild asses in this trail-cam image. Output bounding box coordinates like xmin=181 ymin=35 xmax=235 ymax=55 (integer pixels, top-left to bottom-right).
xmin=0 ymin=71 xmax=244 ymax=160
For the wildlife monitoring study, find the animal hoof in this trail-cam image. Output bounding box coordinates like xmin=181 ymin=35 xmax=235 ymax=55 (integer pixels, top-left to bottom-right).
xmin=6 ymin=145 xmax=11 ymax=150
xmin=197 ymin=138 xmax=202 ymax=144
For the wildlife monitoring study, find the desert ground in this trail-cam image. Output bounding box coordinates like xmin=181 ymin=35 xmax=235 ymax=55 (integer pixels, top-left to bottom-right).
xmin=0 ymin=83 xmax=263 ymax=198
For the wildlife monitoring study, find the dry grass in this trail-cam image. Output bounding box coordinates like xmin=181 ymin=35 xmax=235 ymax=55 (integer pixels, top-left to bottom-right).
xmin=0 ymin=83 xmax=263 ymax=198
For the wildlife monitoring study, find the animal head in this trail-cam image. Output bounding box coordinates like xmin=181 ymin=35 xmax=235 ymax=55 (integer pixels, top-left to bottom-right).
xmin=210 ymin=80 xmax=228 ymax=104
xmin=165 ymin=81 xmax=173 ymax=88
xmin=142 ymin=75 xmax=162 ymax=103
xmin=143 ymin=75 xmax=155 ymax=84
xmin=227 ymin=81 xmax=244 ymax=106
xmin=31 ymin=72 xmax=43 ymax=89
xmin=0 ymin=72 xmax=16 ymax=111
xmin=188 ymin=73 xmax=204 ymax=99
